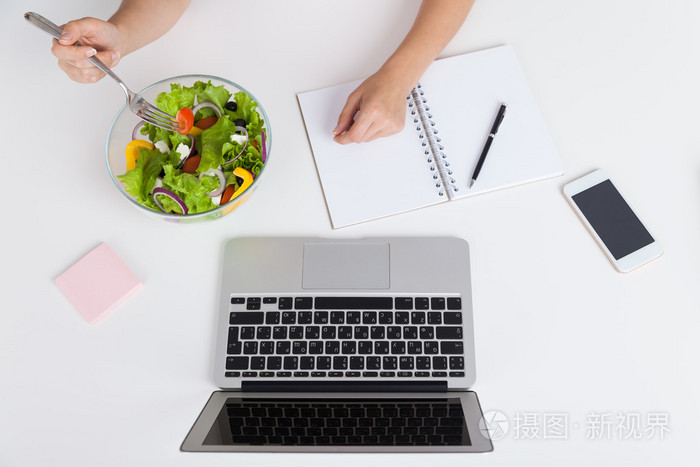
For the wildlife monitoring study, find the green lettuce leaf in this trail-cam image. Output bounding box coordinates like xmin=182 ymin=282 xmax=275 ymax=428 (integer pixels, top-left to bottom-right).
xmin=199 ymin=117 xmax=236 ymax=173
xmin=155 ymin=83 xmax=196 ymax=116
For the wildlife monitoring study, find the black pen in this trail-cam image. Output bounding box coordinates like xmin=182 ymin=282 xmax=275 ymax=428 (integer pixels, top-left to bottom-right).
xmin=470 ymin=103 xmax=507 ymax=188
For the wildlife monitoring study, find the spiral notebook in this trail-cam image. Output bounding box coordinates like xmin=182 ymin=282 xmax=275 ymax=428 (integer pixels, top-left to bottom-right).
xmin=297 ymin=45 xmax=564 ymax=228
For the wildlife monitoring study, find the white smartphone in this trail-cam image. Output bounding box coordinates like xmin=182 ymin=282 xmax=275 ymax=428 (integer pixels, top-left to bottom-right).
xmin=563 ymin=169 xmax=663 ymax=272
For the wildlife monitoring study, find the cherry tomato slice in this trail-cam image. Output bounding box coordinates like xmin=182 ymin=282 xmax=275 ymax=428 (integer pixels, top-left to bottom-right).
xmin=181 ymin=154 xmax=201 ymax=174
xmin=195 ymin=116 xmax=218 ymax=130
xmin=175 ymin=107 xmax=194 ymax=135
xmin=220 ymin=184 xmax=236 ymax=205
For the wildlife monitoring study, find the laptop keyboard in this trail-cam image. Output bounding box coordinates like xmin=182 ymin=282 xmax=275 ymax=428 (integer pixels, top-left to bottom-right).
xmin=225 ymin=296 xmax=466 ymax=379
xmin=221 ymin=399 xmax=469 ymax=446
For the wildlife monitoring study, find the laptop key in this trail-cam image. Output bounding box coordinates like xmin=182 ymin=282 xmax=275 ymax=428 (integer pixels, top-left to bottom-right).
xmin=284 ymin=356 xmax=298 ymax=370
xmin=295 ymin=297 xmax=313 ymax=309
xmin=447 ymin=297 xmax=462 ymax=310
xmin=297 ymin=311 xmax=313 ymax=324
xmin=370 ymin=326 xmax=385 ymax=339
xmin=294 ymin=371 xmax=309 ymax=377
xmin=366 ymin=356 xmax=381 ymax=370
xmin=277 ymin=371 xmax=292 ymax=377
xmin=363 ymin=371 xmax=378 ymax=377
xmin=444 ymin=312 xmax=462 ymax=324
xmin=341 ymin=341 xmax=357 ymax=354
xmin=317 ymin=356 xmax=331 ymax=369
xmin=427 ymin=312 xmax=442 ymax=325
xmin=395 ymin=297 xmax=413 ymax=310
xmin=387 ymin=326 xmax=401 ymax=339
xmin=300 ymin=356 xmax=315 ymax=370
xmin=289 ymin=326 xmax=304 ymax=339
xmin=240 ymin=326 xmax=255 ymax=340
xmin=305 ymin=326 xmax=320 ymax=339
xmin=230 ymin=312 xmax=264 ymax=325
xmin=362 ymin=312 xmax=377 ymax=324
xmin=260 ymin=341 xmax=274 ymax=354
xmin=398 ymin=371 xmax=412 ymax=377
xmin=309 ymin=341 xmax=324 ymax=354
xmin=391 ymin=341 xmax=406 ymax=355
xmin=251 ymin=356 xmax=266 ymax=370
xmin=399 ymin=356 xmax=414 ymax=370
xmin=419 ymin=326 xmax=434 ymax=339
xmin=242 ymin=371 xmax=258 ymax=377
xmin=273 ymin=326 xmax=287 ymax=339
xmin=230 ymin=297 xmax=245 ymax=305
xmin=382 ymin=356 xmax=398 ymax=369
xmin=225 ymin=371 xmax=240 ymax=377
xmin=263 ymin=297 xmax=277 ymax=304
xmin=440 ymin=341 xmax=464 ymax=354
xmin=266 ymin=311 xmax=280 ymax=324
xmin=246 ymin=297 xmax=261 ymax=310
xmin=328 ymin=371 xmax=344 ymax=377
xmin=314 ymin=311 xmax=329 ymax=324
xmin=407 ymin=341 xmax=422 ymax=354
xmin=322 ymin=326 xmax=336 ymax=339
xmin=424 ymin=341 xmax=439 ymax=354
xmin=449 ymin=371 xmax=465 ymax=377
xmin=415 ymin=371 xmax=430 ymax=377
xmin=292 ymin=341 xmax=308 ymax=354
xmin=380 ymin=371 xmax=396 ymax=377
xmin=338 ymin=326 xmax=353 ymax=339
xmin=411 ymin=312 xmax=426 ymax=324
xmin=259 ymin=372 xmax=274 ymax=377
xmin=226 ymin=356 xmax=249 ymax=370
xmin=278 ymin=297 xmax=293 ymax=309
xmin=430 ymin=297 xmax=446 ymax=310
xmin=325 ymin=341 xmax=340 ymax=354
xmin=358 ymin=341 xmax=373 ymax=354
xmin=449 ymin=356 xmax=465 ymax=369
xmin=333 ymin=356 xmax=348 ymax=370
xmin=374 ymin=341 xmax=389 ymax=354
xmin=436 ymin=326 xmax=462 ymax=340
xmin=267 ymin=357 xmax=282 ymax=369
xmin=415 ymin=297 xmax=429 ymax=310
xmin=311 ymin=371 xmax=327 ymax=377
xmin=330 ymin=311 xmax=345 ymax=324
xmin=281 ymin=312 xmax=296 ymax=324
xmin=350 ymin=356 xmax=364 ymax=369
xmin=395 ymin=312 xmax=410 ymax=324
xmin=243 ymin=342 xmax=258 ymax=354
xmin=346 ymin=312 xmax=361 ymax=324
xmin=403 ymin=326 xmax=418 ymax=339
xmin=276 ymin=341 xmax=291 ymax=354
xmin=416 ymin=357 xmax=431 ymax=369
xmin=431 ymin=371 xmax=447 ymax=377
xmin=432 ymin=356 xmax=448 ymax=370
xmin=256 ymin=326 xmax=271 ymax=339
xmin=378 ymin=312 xmax=393 ymax=324
xmin=354 ymin=326 xmax=369 ymax=339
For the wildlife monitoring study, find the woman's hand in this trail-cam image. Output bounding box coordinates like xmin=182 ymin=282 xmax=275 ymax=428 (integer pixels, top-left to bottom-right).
xmin=50 ymin=17 xmax=121 ymax=83
xmin=332 ymin=70 xmax=412 ymax=144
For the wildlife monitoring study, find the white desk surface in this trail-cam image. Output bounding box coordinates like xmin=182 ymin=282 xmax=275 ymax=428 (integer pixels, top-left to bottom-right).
xmin=2 ymin=0 xmax=699 ymax=465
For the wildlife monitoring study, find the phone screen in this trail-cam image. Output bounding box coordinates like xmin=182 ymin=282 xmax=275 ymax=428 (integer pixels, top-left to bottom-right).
xmin=571 ymin=180 xmax=654 ymax=260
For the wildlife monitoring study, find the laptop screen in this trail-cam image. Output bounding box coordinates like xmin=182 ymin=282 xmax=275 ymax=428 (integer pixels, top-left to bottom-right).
xmin=203 ymin=397 xmax=471 ymax=446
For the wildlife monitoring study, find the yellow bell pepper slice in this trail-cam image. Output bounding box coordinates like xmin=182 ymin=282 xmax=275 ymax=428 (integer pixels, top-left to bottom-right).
xmin=188 ymin=125 xmax=203 ymax=137
xmin=231 ymin=167 xmax=254 ymax=201
xmin=125 ymin=140 xmax=154 ymax=171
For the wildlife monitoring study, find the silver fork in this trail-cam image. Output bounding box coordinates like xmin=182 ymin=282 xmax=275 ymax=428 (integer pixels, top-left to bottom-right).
xmin=25 ymin=11 xmax=182 ymax=133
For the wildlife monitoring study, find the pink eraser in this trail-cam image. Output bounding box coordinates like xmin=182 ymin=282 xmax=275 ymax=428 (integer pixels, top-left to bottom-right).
xmin=54 ymin=243 xmax=143 ymax=324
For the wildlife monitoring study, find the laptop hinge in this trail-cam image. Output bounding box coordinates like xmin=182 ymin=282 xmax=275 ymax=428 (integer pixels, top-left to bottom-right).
xmin=241 ymin=381 xmax=447 ymax=393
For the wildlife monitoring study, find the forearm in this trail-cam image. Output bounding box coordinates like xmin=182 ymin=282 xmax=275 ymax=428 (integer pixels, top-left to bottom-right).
xmin=380 ymin=0 xmax=473 ymax=93
xmin=109 ymin=0 xmax=190 ymax=56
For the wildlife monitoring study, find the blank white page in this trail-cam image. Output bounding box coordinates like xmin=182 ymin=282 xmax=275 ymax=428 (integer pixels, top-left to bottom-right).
xmin=420 ymin=45 xmax=564 ymax=198
xmin=298 ymin=81 xmax=445 ymax=229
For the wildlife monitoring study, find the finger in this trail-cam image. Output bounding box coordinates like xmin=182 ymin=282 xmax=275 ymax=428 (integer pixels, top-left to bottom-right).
xmin=58 ymin=60 xmax=106 ymax=83
xmin=334 ymin=110 xmax=375 ymax=144
xmin=333 ymin=92 xmax=361 ymax=137
xmin=51 ymin=38 xmax=97 ymax=62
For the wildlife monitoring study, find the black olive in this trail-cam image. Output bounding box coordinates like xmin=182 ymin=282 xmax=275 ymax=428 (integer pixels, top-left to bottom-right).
xmin=224 ymin=101 xmax=238 ymax=112
xmin=234 ymin=118 xmax=246 ymax=127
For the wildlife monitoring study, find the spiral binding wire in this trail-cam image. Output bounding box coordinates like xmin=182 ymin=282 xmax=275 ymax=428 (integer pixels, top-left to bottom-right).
xmin=409 ymin=84 xmax=457 ymax=199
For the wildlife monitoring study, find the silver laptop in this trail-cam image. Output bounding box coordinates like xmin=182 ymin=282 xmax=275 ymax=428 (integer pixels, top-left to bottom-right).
xmin=182 ymin=237 xmax=492 ymax=453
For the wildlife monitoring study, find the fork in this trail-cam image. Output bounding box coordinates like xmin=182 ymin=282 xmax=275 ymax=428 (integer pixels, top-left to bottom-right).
xmin=25 ymin=11 xmax=182 ymax=133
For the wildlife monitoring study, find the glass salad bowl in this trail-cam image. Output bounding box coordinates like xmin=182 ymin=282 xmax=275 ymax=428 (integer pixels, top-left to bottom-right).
xmin=105 ymin=74 xmax=271 ymax=223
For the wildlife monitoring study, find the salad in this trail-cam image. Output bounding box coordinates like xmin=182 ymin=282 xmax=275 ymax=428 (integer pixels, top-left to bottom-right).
xmin=118 ymin=80 xmax=267 ymax=215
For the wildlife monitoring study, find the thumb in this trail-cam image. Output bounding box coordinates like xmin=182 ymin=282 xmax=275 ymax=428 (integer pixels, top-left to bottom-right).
xmin=58 ymin=18 xmax=98 ymax=45
xmin=333 ymin=93 xmax=361 ymax=136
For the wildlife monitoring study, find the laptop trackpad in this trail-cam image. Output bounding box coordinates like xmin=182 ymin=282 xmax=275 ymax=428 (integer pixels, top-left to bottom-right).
xmin=302 ymin=243 xmax=390 ymax=289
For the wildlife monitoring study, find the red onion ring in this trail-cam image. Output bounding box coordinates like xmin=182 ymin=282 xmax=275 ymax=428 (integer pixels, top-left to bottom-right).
xmin=131 ymin=121 xmax=148 ymax=141
xmin=222 ymin=126 xmax=249 ymax=166
xmin=199 ymin=168 xmax=227 ymax=198
xmin=261 ymin=129 xmax=267 ymax=163
xmin=152 ymin=187 xmax=188 ymax=215
xmin=192 ymin=102 xmax=221 ymax=119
